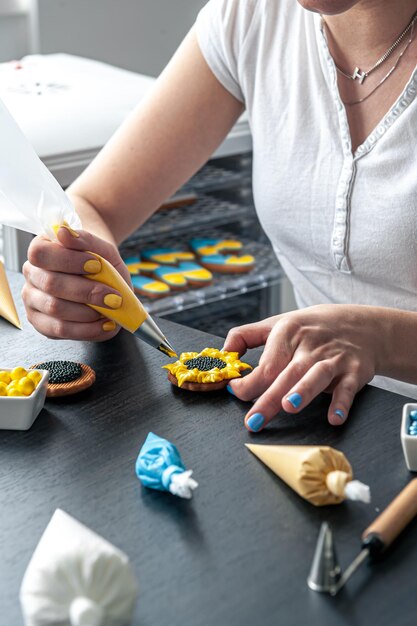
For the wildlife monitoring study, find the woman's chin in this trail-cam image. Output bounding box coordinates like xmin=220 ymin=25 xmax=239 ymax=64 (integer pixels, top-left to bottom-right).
xmin=296 ymin=0 xmax=360 ymax=15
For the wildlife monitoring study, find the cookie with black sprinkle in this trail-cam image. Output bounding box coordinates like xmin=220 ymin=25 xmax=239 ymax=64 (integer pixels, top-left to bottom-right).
xmin=30 ymin=361 xmax=95 ymax=397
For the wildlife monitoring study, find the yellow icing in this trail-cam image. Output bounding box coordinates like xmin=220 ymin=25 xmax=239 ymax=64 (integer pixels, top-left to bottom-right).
xmin=84 ymin=253 xmax=148 ymax=332
xmin=225 ymin=255 xmax=255 ymax=265
xmin=181 ymin=268 xmax=212 ymax=280
xmin=143 ymin=281 xmax=170 ymax=293
xmin=162 ymin=273 xmax=188 ymax=286
xmin=126 ymin=261 xmax=159 ymax=273
xmin=198 ymin=240 xmax=243 ymax=255
xmin=0 ymin=261 xmax=21 ymax=329
xmin=153 ymin=252 xmax=194 ymax=264
xmin=163 ymin=347 xmax=252 ymax=387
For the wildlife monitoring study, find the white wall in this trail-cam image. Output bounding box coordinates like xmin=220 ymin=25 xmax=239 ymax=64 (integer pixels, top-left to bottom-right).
xmin=0 ymin=13 xmax=29 ymax=61
xmin=32 ymin=0 xmax=206 ymax=76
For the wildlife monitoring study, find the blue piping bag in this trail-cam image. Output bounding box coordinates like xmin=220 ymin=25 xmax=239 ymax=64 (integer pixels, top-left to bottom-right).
xmin=135 ymin=432 xmax=198 ymax=499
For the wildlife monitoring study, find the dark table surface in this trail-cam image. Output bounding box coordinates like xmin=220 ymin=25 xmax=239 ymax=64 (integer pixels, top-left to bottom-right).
xmin=1 ymin=270 xmax=417 ymax=626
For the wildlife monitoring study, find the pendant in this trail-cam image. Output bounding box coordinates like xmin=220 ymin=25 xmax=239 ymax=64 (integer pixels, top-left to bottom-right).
xmin=352 ymin=67 xmax=366 ymax=83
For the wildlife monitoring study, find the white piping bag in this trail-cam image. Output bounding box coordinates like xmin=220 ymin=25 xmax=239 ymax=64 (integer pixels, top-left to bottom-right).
xmin=0 ymin=98 xmax=81 ymax=239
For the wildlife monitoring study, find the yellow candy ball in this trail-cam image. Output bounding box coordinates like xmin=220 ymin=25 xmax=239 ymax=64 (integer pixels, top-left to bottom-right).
xmin=27 ymin=370 xmax=42 ymax=386
xmin=7 ymin=380 xmax=18 ymax=390
xmin=0 ymin=371 xmax=11 ymax=385
xmin=10 ymin=366 xmax=28 ymax=381
xmin=18 ymin=377 xmax=36 ymax=396
xmin=7 ymin=388 xmax=25 ymax=397
xmin=0 ymin=382 xmax=8 ymax=396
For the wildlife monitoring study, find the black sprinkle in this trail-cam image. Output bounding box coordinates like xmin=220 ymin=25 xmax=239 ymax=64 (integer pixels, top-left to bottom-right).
xmin=34 ymin=361 xmax=82 ymax=384
xmin=184 ymin=356 xmax=227 ymax=371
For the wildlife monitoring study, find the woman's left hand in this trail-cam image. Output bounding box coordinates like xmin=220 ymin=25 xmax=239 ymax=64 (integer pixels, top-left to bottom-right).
xmin=223 ymin=304 xmax=384 ymax=432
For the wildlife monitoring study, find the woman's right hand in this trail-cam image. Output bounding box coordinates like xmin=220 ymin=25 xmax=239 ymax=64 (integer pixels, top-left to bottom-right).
xmin=22 ymin=226 xmax=131 ymax=341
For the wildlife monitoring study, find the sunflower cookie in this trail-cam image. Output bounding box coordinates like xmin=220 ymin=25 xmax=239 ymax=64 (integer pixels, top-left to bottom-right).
xmin=30 ymin=361 xmax=96 ymax=397
xmin=163 ymin=348 xmax=252 ymax=392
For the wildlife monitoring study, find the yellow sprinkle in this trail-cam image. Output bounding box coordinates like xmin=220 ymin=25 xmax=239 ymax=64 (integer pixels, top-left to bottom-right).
xmin=0 ymin=371 xmax=11 ymax=385
xmin=18 ymin=377 xmax=36 ymax=396
xmin=10 ymin=367 xmax=27 ymax=381
xmin=27 ymin=370 xmax=42 ymax=386
xmin=7 ymin=388 xmax=25 ymax=397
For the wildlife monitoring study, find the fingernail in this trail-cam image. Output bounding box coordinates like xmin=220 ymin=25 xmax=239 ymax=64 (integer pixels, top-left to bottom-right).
xmin=60 ymin=222 xmax=80 ymax=238
xmin=287 ymin=392 xmax=302 ymax=409
xmin=102 ymin=320 xmax=117 ymax=331
xmin=104 ymin=294 xmax=123 ymax=309
xmin=246 ymin=413 xmax=265 ymax=432
xmin=226 ymin=384 xmax=235 ymax=396
xmin=334 ymin=409 xmax=346 ymax=422
xmin=84 ymin=259 xmax=102 ymax=274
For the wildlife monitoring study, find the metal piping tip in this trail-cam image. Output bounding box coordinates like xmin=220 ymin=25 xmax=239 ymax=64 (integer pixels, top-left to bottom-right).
xmin=133 ymin=315 xmax=177 ymax=357
xmin=307 ymin=522 xmax=341 ymax=594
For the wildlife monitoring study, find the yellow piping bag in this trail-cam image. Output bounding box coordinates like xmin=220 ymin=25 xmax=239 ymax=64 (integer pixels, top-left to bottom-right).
xmin=0 ymin=97 xmax=176 ymax=356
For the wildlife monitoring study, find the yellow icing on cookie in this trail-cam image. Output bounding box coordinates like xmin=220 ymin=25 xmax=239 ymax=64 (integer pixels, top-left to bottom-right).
xmin=144 ymin=282 xmax=170 ymax=293
xmin=126 ymin=261 xmax=159 ymax=273
xmin=198 ymin=240 xmax=243 ymax=256
xmin=225 ymin=255 xmax=255 ymax=265
xmin=153 ymin=252 xmax=194 ymax=264
xmin=181 ymin=268 xmax=212 ymax=280
xmin=162 ymin=273 xmax=188 ymax=286
xmin=163 ymin=347 xmax=252 ymax=387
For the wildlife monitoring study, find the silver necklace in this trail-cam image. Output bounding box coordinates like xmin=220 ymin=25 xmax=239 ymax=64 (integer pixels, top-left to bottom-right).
xmin=343 ymin=23 xmax=415 ymax=105
xmin=323 ymin=9 xmax=417 ymax=83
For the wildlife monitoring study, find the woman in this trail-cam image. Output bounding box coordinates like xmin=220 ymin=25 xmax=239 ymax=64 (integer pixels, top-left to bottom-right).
xmin=22 ymin=0 xmax=417 ymax=432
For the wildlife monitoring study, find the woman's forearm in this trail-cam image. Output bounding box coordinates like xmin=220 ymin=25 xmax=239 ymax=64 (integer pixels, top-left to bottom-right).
xmin=375 ymin=306 xmax=417 ymax=384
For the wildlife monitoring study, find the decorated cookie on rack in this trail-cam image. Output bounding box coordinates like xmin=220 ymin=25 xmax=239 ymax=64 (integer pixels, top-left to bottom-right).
xmin=163 ymin=348 xmax=252 ymax=392
xmin=189 ymin=238 xmax=243 ymax=256
xmin=123 ymin=256 xmax=159 ymax=276
xmin=131 ymin=275 xmax=170 ymax=298
xmin=189 ymin=238 xmax=255 ymax=274
xmin=198 ymin=253 xmax=255 ymax=274
xmin=142 ymin=248 xmax=195 ymax=265
xmin=176 ymin=262 xmax=213 ymax=286
xmin=152 ymin=266 xmax=188 ymax=290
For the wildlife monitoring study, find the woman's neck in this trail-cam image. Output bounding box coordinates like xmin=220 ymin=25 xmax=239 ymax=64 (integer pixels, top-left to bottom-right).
xmin=323 ymin=1 xmax=417 ymax=69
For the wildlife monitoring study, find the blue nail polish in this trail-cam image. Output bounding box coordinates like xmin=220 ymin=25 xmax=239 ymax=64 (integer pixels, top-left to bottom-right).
xmin=335 ymin=409 xmax=346 ymax=421
xmin=247 ymin=413 xmax=265 ymax=432
xmin=287 ymin=393 xmax=302 ymax=409
xmin=226 ymin=384 xmax=235 ymax=396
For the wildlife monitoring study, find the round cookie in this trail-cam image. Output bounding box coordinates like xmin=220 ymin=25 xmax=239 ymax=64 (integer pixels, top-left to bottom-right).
xmin=152 ymin=266 xmax=188 ymax=290
xmin=163 ymin=348 xmax=252 ymax=392
xmin=31 ymin=361 xmax=95 ymax=397
xmin=176 ymin=262 xmax=213 ymax=287
xmin=142 ymin=248 xmax=195 ymax=265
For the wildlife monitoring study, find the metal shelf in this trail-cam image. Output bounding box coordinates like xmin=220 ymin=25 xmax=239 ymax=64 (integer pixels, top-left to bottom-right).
xmin=182 ymin=153 xmax=252 ymax=193
xmin=121 ymin=193 xmax=254 ymax=244
xmin=120 ymin=236 xmax=283 ymax=317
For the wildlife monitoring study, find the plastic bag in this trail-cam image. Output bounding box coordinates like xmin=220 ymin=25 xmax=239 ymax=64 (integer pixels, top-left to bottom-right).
xmin=0 ymin=97 xmax=81 ymax=240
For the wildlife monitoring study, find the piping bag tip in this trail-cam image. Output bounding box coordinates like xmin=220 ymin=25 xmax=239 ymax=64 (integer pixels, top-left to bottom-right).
xmin=133 ymin=315 xmax=177 ymax=358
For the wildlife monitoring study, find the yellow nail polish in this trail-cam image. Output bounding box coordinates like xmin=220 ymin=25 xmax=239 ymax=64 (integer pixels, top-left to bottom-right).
xmin=84 ymin=259 xmax=102 ymax=274
xmin=104 ymin=294 xmax=123 ymax=309
xmin=102 ymin=320 xmax=117 ymax=331
xmin=52 ymin=221 xmax=80 ymax=237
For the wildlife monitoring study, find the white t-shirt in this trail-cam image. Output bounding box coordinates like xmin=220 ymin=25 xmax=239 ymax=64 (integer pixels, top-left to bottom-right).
xmin=196 ymin=0 xmax=417 ymax=398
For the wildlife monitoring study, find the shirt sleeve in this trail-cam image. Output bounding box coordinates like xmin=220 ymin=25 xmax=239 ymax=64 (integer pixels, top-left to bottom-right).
xmin=195 ymin=0 xmax=258 ymax=104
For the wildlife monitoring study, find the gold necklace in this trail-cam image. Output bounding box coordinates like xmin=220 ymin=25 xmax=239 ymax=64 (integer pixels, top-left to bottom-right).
xmin=322 ymin=9 xmax=417 ymax=83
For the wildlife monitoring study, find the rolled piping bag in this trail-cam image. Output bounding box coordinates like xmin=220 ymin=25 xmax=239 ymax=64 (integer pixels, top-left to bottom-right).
xmin=246 ymin=444 xmax=370 ymax=506
xmin=0 ymin=98 xmax=176 ymax=356
xmin=20 ymin=509 xmax=138 ymax=626
xmin=136 ymin=432 xmax=198 ymax=499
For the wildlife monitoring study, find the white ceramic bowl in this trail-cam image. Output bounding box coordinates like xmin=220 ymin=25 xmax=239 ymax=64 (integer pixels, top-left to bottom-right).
xmin=401 ymin=403 xmax=417 ymax=472
xmin=0 ymin=369 xmax=49 ymax=430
